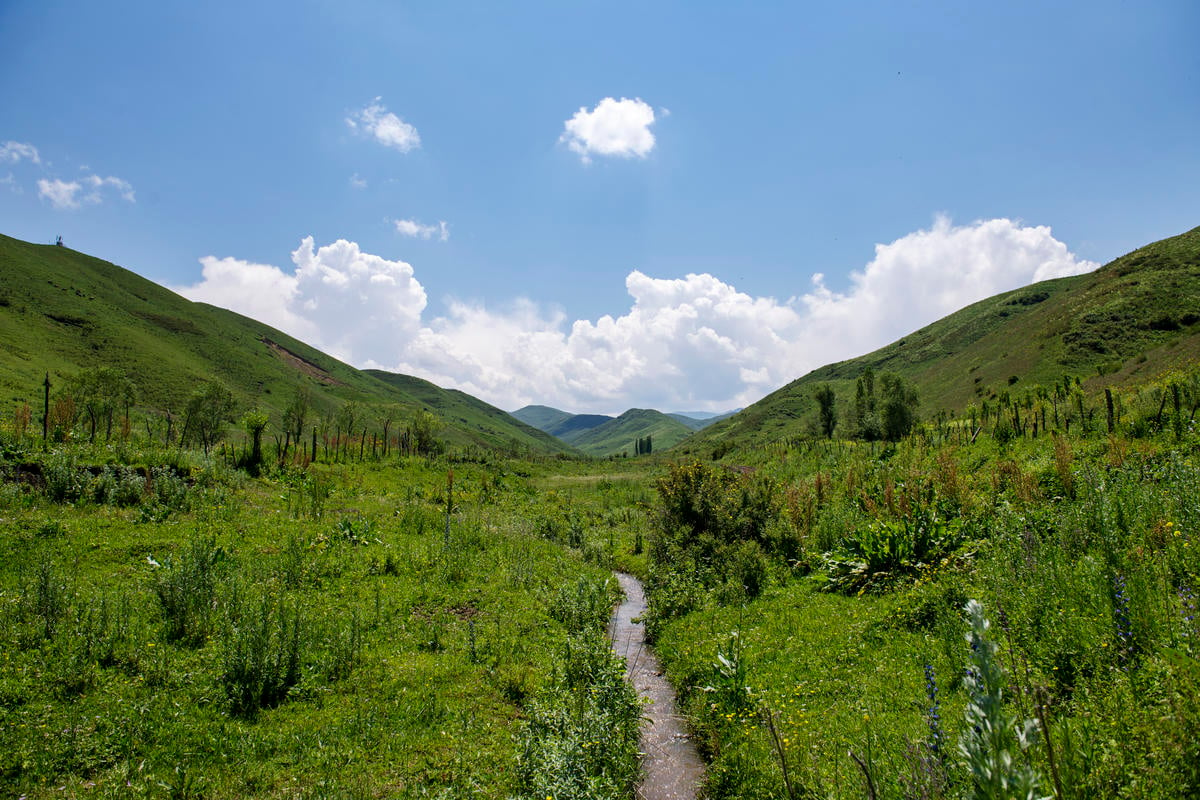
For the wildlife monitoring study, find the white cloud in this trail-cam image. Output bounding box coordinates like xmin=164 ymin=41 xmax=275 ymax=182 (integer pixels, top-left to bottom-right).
xmin=38 ymin=173 xmax=135 ymax=209
xmin=38 ymin=179 xmax=83 ymax=209
xmin=561 ymin=97 xmax=656 ymax=163
xmin=0 ymin=141 xmax=40 ymax=164
xmin=347 ymin=98 xmax=420 ymax=153
xmin=349 ymin=173 xmax=367 ymax=189
xmin=393 ymin=218 xmax=449 ymax=241
xmin=173 ymin=218 xmax=1097 ymax=414
xmin=177 ymin=237 xmax=427 ymax=366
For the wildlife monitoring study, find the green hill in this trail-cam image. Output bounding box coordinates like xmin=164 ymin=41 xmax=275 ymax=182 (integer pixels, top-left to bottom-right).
xmin=667 ymin=411 xmax=738 ymax=430
xmin=0 ymin=233 xmax=574 ymax=455
xmin=679 ymin=225 xmax=1200 ymax=455
xmin=569 ymin=408 xmax=695 ymax=457
xmin=510 ymin=404 xmax=575 ymax=432
xmin=550 ymin=414 xmax=614 ymax=443
xmin=510 ymin=405 xmax=615 ymax=444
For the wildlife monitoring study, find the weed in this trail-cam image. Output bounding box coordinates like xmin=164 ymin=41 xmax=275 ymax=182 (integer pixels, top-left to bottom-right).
xmin=154 ymin=536 xmax=225 ymax=646
xmin=221 ymin=592 xmax=304 ymax=717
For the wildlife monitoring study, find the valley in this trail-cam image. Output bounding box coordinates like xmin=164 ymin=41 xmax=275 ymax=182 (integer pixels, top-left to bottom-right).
xmin=1 ymin=227 xmax=1199 ymax=798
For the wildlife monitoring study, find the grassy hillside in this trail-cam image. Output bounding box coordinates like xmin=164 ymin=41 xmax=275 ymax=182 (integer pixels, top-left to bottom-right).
xmin=510 ymin=404 xmax=575 ymax=432
xmin=510 ymin=405 xmax=614 ymax=444
xmin=0 ymin=233 xmax=572 ymax=455
xmin=569 ymin=408 xmax=694 ymax=457
xmin=363 ymin=372 xmax=577 ymax=455
xmin=680 ymin=224 xmax=1200 ymax=455
xmin=667 ymin=411 xmax=737 ymax=430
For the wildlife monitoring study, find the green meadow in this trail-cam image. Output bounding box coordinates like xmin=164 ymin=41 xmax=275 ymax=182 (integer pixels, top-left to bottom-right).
xmin=2 ymin=227 xmax=1199 ymax=799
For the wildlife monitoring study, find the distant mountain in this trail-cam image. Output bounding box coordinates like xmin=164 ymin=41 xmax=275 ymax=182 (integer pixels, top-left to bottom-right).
xmin=678 ymin=225 xmax=1200 ymax=456
xmin=550 ymin=414 xmax=614 ymax=443
xmin=569 ymin=409 xmax=694 ymax=457
xmin=667 ymin=410 xmax=740 ymax=430
xmin=509 ymin=405 xmax=575 ymax=432
xmin=0 ymin=233 xmax=575 ymax=456
xmin=510 ymin=405 xmax=615 ymax=443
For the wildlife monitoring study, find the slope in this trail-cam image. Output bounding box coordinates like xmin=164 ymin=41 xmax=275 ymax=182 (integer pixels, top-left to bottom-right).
xmin=678 ymin=225 xmax=1200 ymax=455
xmin=0 ymin=233 xmax=574 ymax=455
xmin=510 ymin=405 xmax=575 ymax=432
xmin=569 ymin=409 xmax=695 ymax=457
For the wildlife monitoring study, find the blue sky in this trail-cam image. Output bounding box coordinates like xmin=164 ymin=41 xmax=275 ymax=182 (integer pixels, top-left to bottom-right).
xmin=2 ymin=1 xmax=1198 ymax=413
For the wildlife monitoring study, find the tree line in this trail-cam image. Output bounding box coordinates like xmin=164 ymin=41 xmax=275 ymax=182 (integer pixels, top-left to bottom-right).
xmin=11 ymin=367 xmax=447 ymax=471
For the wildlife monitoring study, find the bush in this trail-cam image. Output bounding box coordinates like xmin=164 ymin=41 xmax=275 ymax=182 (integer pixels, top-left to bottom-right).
xmin=516 ymin=630 xmax=642 ymax=800
xmin=822 ymin=511 xmax=964 ymax=594
xmin=153 ymin=536 xmax=225 ymax=646
xmin=92 ymin=465 xmax=145 ymax=506
xmin=221 ymin=593 xmax=304 ymax=717
xmin=42 ymin=453 xmax=86 ymax=503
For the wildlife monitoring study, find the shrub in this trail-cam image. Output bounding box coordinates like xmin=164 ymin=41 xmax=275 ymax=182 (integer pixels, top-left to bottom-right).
xmin=154 ymin=536 xmax=225 ymax=646
xmin=92 ymin=465 xmax=145 ymax=506
xmin=516 ymin=630 xmax=642 ymax=800
xmin=821 ymin=510 xmax=964 ymax=595
xmin=42 ymin=452 xmax=86 ymax=503
xmin=220 ymin=591 xmax=304 ymax=717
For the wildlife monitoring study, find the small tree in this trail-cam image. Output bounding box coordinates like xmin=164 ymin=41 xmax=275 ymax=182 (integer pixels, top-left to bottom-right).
xmin=282 ymin=386 xmax=309 ymax=458
xmin=335 ymin=400 xmax=359 ymax=460
xmin=241 ymin=409 xmax=270 ymax=476
xmin=182 ymin=382 xmax=235 ymax=456
xmin=408 ymin=409 xmax=442 ymax=456
xmin=814 ymin=384 xmax=837 ymax=439
xmin=879 ymin=373 xmax=919 ymax=441
xmin=851 ymin=368 xmax=883 ymax=441
xmin=65 ymin=366 xmax=135 ymax=442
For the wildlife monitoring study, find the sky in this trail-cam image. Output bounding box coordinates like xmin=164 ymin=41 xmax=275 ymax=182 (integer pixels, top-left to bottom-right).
xmin=2 ymin=1 xmax=1197 ymax=414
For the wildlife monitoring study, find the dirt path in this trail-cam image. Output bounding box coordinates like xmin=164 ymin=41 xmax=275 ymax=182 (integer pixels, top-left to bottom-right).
xmin=610 ymin=572 xmax=705 ymax=800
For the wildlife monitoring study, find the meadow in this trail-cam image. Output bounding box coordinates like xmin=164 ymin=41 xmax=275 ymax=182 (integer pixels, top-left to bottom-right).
xmin=3 ymin=366 xmax=1199 ymax=800
xmin=642 ymin=376 xmax=1200 ymax=799
xmin=0 ymin=433 xmax=650 ymax=799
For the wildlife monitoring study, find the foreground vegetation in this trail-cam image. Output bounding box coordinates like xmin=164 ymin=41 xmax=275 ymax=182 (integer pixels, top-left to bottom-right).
xmin=643 ymin=371 xmax=1200 ymax=799
xmin=0 ymin=428 xmax=651 ymax=798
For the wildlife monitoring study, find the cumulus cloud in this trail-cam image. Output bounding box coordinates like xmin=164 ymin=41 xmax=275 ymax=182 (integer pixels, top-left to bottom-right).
xmin=561 ymin=97 xmax=656 ymax=163
xmin=393 ymin=218 xmax=449 ymax=241
xmin=349 ymin=173 xmax=367 ymax=189
xmin=38 ymin=173 xmax=135 ymax=209
xmin=173 ymin=218 xmax=1097 ymax=413
xmin=347 ymin=98 xmax=420 ymax=153
xmin=1 ymin=141 xmax=40 ymax=164
xmin=177 ymin=237 xmax=427 ymax=365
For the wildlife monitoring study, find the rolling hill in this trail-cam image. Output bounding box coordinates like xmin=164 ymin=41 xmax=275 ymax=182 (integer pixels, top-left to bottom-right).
xmin=0 ymin=233 xmax=575 ymax=455
xmin=569 ymin=409 xmax=695 ymax=457
xmin=510 ymin=405 xmax=614 ymax=444
xmin=678 ymin=225 xmax=1200 ymax=455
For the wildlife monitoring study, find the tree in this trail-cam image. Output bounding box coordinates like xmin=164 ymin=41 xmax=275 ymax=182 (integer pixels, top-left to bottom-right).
xmin=181 ymin=382 xmax=235 ymax=455
xmin=850 ymin=368 xmax=883 ymax=441
xmin=65 ymin=366 xmax=135 ymax=442
xmin=282 ymin=386 xmax=309 ymax=458
xmin=240 ymin=409 xmax=269 ymax=475
xmin=335 ymin=400 xmax=359 ymax=459
xmin=813 ymin=384 xmax=837 ymax=439
xmin=407 ymin=409 xmax=442 ymax=456
xmin=879 ymin=373 xmax=919 ymax=441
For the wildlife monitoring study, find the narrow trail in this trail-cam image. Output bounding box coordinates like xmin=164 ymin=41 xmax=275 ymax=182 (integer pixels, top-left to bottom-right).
xmin=610 ymin=572 xmax=705 ymax=800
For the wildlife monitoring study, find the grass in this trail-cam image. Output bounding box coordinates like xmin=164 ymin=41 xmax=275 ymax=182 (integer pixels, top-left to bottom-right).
xmin=0 ymin=438 xmax=653 ymax=798
xmin=0 ymin=232 xmax=575 ymax=457
xmin=680 ymin=225 xmax=1200 ymax=457
xmin=642 ymin=407 xmax=1200 ymax=799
